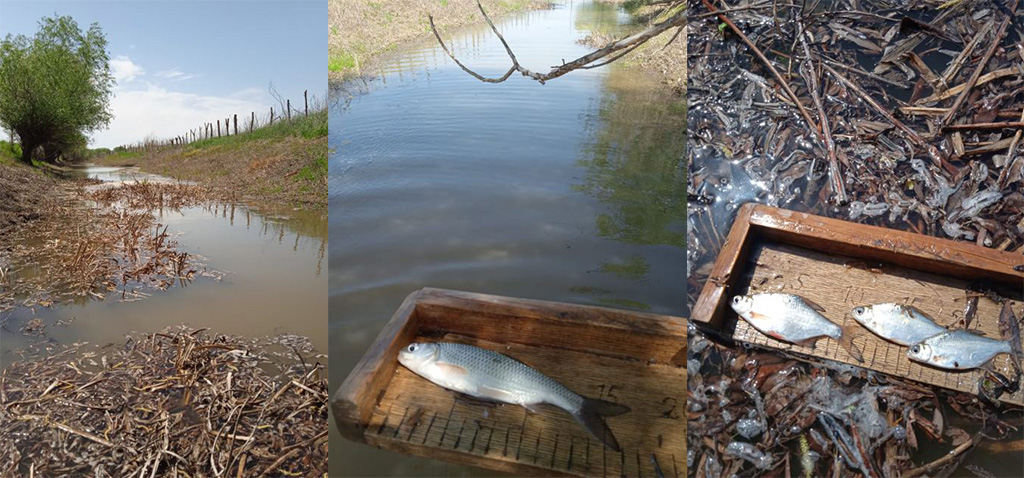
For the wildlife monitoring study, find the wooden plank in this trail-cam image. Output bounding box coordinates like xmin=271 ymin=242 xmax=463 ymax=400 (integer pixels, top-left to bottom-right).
xmin=332 ymin=288 xmax=687 ymax=476
xmin=690 ymin=203 xmax=1024 ymax=405
xmin=413 ymin=288 xmax=686 ymax=364
xmin=728 ymin=242 xmax=1023 ymax=405
xmin=365 ymin=334 xmax=685 ymax=477
xmin=693 ymin=203 xmax=1024 ymax=327
xmin=331 ymin=289 xmax=422 ymax=442
xmin=692 ymin=203 xmax=755 ymax=328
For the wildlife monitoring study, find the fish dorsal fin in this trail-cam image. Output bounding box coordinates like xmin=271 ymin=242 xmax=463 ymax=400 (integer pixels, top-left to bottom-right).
xmin=905 ymin=305 xmax=938 ymax=323
xmin=801 ymin=297 xmax=827 ymax=313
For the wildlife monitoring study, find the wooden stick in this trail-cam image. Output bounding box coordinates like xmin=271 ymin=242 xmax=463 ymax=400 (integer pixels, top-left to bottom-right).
xmin=941 ymin=1 xmax=1017 ymax=126
xmin=799 ymin=34 xmax=847 ymax=204
xmin=822 ymin=62 xmax=950 ymax=172
xmin=703 ymin=0 xmax=820 ymax=141
xmin=942 ymin=121 xmax=1024 ymax=132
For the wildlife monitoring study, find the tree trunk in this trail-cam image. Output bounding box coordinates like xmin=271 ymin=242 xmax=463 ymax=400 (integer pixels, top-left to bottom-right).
xmin=19 ymin=141 xmax=36 ymax=164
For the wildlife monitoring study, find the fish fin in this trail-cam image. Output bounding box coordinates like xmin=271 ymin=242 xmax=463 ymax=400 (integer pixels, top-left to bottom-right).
xmin=524 ymin=403 xmax=543 ymax=414
xmin=794 ymin=337 xmax=819 ymax=349
xmin=838 ymin=323 xmax=865 ymax=363
xmin=573 ymin=397 xmax=630 ymax=452
xmin=477 ymin=385 xmax=517 ymax=404
xmin=905 ymin=305 xmax=938 ymax=323
xmin=452 ymin=391 xmax=500 ymax=408
xmin=800 ymin=297 xmax=827 ymax=313
xmin=434 ymin=362 xmax=471 ymax=377
xmin=962 ymin=329 xmax=988 ymax=337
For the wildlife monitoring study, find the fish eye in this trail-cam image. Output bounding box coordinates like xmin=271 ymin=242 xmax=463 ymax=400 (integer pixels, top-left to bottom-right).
xmin=911 ymin=345 xmax=920 ymax=353
xmin=407 ymin=344 xmax=417 ymax=352
xmin=854 ymin=307 xmax=864 ymax=315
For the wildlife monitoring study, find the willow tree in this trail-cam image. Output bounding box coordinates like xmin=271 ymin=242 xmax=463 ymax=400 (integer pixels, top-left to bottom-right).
xmin=0 ymin=15 xmax=114 ymax=164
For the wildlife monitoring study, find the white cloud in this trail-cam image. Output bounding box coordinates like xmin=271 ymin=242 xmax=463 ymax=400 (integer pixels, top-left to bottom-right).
xmin=110 ymin=55 xmax=144 ymax=82
xmin=90 ymin=83 xmax=268 ymax=148
xmin=155 ymin=68 xmax=198 ymax=81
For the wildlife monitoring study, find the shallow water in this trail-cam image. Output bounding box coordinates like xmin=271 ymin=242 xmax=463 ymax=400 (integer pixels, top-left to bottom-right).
xmin=0 ymin=165 xmax=328 ymax=366
xmin=329 ymin=1 xmax=685 ymax=475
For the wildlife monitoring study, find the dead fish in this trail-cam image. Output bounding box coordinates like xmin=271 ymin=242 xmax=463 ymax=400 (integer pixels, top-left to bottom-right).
xmin=398 ymin=341 xmax=630 ymax=451
xmin=731 ymin=294 xmax=863 ymax=362
xmin=908 ymin=330 xmax=1013 ymax=370
xmin=851 ymin=303 xmax=947 ymax=346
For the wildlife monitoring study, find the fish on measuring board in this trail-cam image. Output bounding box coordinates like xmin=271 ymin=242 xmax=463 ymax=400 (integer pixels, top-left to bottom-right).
xmin=397 ymin=341 xmax=631 ymax=451
xmin=730 ymin=293 xmax=864 ymax=362
xmin=908 ymin=329 xmax=1016 ymax=370
xmin=851 ymin=303 xmax=948 ymax=346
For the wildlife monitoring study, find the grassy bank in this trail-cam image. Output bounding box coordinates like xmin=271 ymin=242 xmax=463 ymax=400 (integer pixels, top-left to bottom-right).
xmin=94 ymin=108 xmax=329 ymax=205
xmin=328 ymin=0 xmax=550 ymax=83
xmin=583 ymin=1 xmax=686 ymax=96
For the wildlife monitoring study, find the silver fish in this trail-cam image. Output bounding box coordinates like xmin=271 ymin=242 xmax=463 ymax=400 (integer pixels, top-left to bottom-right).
xmin=398 ymin=341 xmax=630 ymax=451
xmin=851 ymin=303 xmax=947 ymax=346
xmin=731 ymin=293 xmax=863 ymax=362
xmin=908 ymin=329 xmax=1014 ymax=370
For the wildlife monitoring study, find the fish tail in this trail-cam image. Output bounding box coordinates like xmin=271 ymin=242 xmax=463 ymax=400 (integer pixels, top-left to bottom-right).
xmin=574 ymin=397 xmax=630 ymax=452
xmin=838 ymin=323 xmax=865 ymax=363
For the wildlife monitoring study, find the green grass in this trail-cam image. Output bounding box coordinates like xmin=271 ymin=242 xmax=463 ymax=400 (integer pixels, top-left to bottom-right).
xmin=0 ymin=140 xmax=22 ymax=165
xmin=295 ymin=154 xmax=327 ymax=182
xmin=185 ymin=108 xmax=328 ymax=151
xmin=328 ymin=52 xmax=358 ymax=73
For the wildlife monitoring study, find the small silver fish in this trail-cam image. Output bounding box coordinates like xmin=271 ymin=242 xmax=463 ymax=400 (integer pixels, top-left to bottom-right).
xmin=851 ymin=303 xmax=947 ymax=346
xmin=398 ymin=342 xmax=630 ymax=451
xmin=731 ymin=293 xmax=863 ymax=362
xmin=908 ymin=329 xmax=1014 ymax=370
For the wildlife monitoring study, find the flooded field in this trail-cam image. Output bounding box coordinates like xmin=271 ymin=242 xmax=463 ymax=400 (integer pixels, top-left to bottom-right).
xmin=688 ymin=0 xmax=1023 ymax=476
xmin=0 ymin=165 xmax=328 ymax=365
xmin=329 ymin=1 xmax=685 ymax=475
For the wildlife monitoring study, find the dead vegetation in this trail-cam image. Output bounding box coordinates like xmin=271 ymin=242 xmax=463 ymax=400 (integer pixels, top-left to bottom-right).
xmin=0 ymin=327 xmax=328 ymax=477
xmin=1 ymin=181 xmax=220 ymax=312
xmin=688 ymin=0 xmax=1024 ymax=475
xmin=0 ymin=164 xmax=60 ymax=239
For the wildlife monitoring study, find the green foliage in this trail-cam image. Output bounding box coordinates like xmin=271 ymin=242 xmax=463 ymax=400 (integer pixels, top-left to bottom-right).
xmin=186 ymin=108 xmax=328 ymax=150
xmin=0 ymin=15 xmax=114 ymax=164
xmin=295 ymin=154 xmax=327 ymax=182
xmin=0 ymin=140 xmax=22 ymax=165
xmin=328 ymin=52 xmax=357 ymax=72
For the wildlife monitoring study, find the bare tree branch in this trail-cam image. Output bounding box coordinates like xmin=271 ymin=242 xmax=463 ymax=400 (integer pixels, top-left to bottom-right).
xmin=429 ymin=0 xmax=686 ymax=84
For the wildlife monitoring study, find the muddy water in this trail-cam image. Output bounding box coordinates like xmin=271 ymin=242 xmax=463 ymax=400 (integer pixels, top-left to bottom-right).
xmin=0 ymin=165 xmax=328 ymax=366
xmin=329 ymin=1 xmax=685 ymax=476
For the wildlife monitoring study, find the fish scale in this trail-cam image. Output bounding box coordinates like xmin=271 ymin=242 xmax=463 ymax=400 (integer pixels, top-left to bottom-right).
xmin=433 ymin=342 xmax=583 ymax=412
xmin=398 ymin=341 xmax=631 ymax=451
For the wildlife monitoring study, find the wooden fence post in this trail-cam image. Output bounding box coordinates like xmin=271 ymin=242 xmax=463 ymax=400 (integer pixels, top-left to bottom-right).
xmin=250 ymin=111 xmax=255 ymax=132
xmin=217 ymin=120 xmax=221 ymax=137
xmin=270 ymin=107 xmax=274 ymax=126
xmin=287 ymin=99 xmax=291 ymax=122
xmin=234 ymin=114 xmax=238 ymax=135
xmin=304 ymin=90 xmax=308 ymax=116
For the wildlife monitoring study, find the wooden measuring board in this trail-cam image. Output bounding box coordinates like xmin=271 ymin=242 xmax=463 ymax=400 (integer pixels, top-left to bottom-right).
xmin=365 ymin=334 xmax=684 ymax=477
xmin=692 ymin=203 xmax=1024 ymax=406
xmin=333 ymin=288 xmax=687 ymax=477
xmin=730 ymin=242 xmax=1024 ymax=406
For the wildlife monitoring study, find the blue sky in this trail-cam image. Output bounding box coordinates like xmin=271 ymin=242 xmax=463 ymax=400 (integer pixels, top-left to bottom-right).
xmin=0 ymin=0 xmax=324 ymax=148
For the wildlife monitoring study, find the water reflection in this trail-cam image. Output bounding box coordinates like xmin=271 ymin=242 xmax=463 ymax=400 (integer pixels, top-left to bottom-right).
xmin=1 ymin=166 xmax=327 ymax=366
xmin=329 ymin=1 xmax=684 ymax=476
